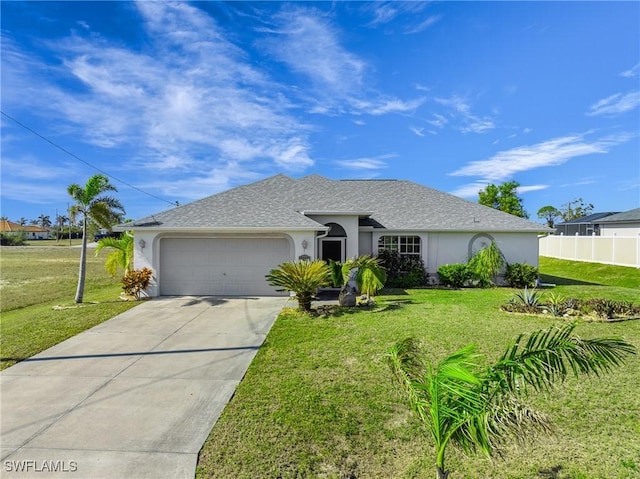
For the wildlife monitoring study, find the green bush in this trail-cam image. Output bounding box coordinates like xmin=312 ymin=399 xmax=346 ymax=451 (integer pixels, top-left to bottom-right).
xmin=468 ymin=241 xmax=505 ymax=288
xmin=504 ymin=262 xmax=539 ymax=288
xmin=437 ymin=263 xmax=471 ymax=288
xmin=377 ymin=250 xmax=427 ymax=288
xmin=0 ymin=232 xmax=26 ymax=246
xmin=121 ymin=267 xmax=153 ymax=299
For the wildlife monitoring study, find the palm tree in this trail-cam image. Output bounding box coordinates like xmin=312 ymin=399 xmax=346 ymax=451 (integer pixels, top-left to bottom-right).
xmin=18 ymin=217 xmax=28 ymax=226
xmin=266 ymin=260 xmax=331 ymax=311
xmin=68 ymin=174 xmax=125 ymax=303
xmin=386 ymin=323 xmax=636 ymax=479
xmin=341 ymin=255 xmax=387 ymax=300
xmin=95 ymin=232 xmax=134 ymax=276
xmin=55 ymin=215 xmax=68 ymax=241
xmin=37 ymin=214 xmax=52 ymax=229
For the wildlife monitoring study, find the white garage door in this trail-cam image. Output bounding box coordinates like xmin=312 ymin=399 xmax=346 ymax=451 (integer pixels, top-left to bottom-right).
xmin=160 ymin=237 xmax=291 ymax=296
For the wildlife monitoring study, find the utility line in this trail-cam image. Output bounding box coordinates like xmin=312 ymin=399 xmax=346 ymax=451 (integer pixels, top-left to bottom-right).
xmin=1 ymin=110 xmax=178 ymax=207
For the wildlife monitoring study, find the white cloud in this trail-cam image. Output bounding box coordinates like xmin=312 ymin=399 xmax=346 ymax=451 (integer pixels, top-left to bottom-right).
xmin=262 ymin=6 xmax=424 ymax=116
xmin=517 ymin=184 xmax=549 ymax=194
xmin=449 ymin=181 xmax=489 ymax=198
xmin=337 ymin=154 xmax=394 ymax=170
xmin=450 ymin=132 xmax=634 ymax=182
xmin=586 ymin=90 xmax=640 ymax=116
xmin=409 ymin=126 xmax=425 ymax=137
xmin=620 ymin=63 xmax=640 ymax=78
xmin=434 ymin=95 xmax=496 ymax=134
xmin=404 ymin=15 xmax=443 ymax=34
xmin=427 ymin=113 xmax=448 ymax=128
xmin=2 ymin=1 xmax=315 ymax=189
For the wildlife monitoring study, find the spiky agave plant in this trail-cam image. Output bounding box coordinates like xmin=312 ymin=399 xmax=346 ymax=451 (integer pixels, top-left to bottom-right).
xmin=386 ymin=323 xmax=636 ymax=479
xmin=266 ymin=260 xmax=331 ymax=312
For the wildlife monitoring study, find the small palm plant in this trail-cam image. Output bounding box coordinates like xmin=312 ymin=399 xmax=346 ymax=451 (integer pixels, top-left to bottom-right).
xmin=342 ymin=255 xmax=387 ymax=301
xmin=95 ymin=232 xmax=134 ymax=276
xmin=386 ymin=323 xmax=636 ymax=479
xmin=266 ymin=260 xmax=331 ymax=312
xmin=468 ymin=240 xmax=505 ymax=287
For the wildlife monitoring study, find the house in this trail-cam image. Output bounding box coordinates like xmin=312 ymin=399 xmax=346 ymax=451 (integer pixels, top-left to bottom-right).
xmin=0 ymin=220 xmax=51 ymax=240
xmin=554 ymin=212 xmax=620 ymax=236
xmin=124 ymin=174 xmax=549 ymax=297
xmin=598 ymin=208 xmax=640 ymax=236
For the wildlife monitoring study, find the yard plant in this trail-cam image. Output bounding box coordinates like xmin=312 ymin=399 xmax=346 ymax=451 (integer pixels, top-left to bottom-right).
xmin=266 ymin=259 xmax=331 ymax=311
xmin=386 ymin=324 xmax=635 ymax=479
xmin=68 ymin=174 xmax=125 ymax=303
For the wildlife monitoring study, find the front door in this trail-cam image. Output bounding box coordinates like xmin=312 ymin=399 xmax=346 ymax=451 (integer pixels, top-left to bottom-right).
xmin=320 ymin=238 xmax=344 ymax=262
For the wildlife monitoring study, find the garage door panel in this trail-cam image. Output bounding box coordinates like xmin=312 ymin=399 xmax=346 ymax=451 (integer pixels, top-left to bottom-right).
xmin=160 ymin=238 xmax=290 ymax=296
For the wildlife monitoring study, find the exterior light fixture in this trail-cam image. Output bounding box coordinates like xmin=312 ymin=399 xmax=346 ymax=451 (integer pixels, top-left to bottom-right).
xmin=139 ymin=239 xmax=146 ymax=249
xmin=301 ymin=239 xmax=308 ymax=250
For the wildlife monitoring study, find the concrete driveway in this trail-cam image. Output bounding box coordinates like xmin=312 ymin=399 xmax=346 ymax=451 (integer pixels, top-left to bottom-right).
xmin=0 ymin=296 xmax=288 ymax=478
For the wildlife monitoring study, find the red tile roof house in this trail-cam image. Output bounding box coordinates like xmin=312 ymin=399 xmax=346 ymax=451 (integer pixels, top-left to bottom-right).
xmin=0 ymin=220 xmax=51 ymax=240
xmin=122 ymin=174 xmax=550 ymax=297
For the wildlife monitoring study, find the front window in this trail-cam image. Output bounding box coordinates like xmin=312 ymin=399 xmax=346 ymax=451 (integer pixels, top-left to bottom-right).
xmin=378 ymin=236 xmax=421 ymax=255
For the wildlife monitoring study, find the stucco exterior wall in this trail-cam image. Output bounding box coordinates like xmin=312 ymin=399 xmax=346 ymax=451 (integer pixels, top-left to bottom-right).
xmin=306 ymin=215 xmax=360 ymax=260
xmin=426 ymin=232 xmax=539 ymax=278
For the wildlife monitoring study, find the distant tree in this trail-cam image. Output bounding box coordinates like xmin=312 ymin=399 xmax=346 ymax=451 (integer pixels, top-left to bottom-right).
xmin=68 ymin=174 xmax=125 ymax=303
xmin=30 ymin=219 xmax=39 ymax=225
xmin=478 ymin=181 xmax=529 ymax=218
xmin=559 ymin=198 xmax=594 ymax=222
xmin=0 ymin=216 xmax=8 ymax=221
xmin=18 ymin=217 xmax=28 ymax=226
xmin=37 ymin=214 xmax=52 ymax=229
xmin=537 ymin=205 xmax=562 ymax=228
xmin=55 ymin=215 xmax=69 ymax=240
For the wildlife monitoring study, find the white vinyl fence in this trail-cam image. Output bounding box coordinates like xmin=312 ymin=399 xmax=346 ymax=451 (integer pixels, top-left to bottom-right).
xmin=539 ymin=234 xmax=640 ymax=268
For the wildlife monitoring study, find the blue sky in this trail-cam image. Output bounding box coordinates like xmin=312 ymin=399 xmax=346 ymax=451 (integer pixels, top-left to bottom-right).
xmin=2 ymin=1 xmax=639 ymax=224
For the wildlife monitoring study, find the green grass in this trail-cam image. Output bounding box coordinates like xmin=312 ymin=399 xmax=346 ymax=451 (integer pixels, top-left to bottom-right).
xmin=0 ymin=246 xmax=139 ymax=369
xmin=196 ymin=262 xmax=640 ymax=479
xmin=540 ymin=256 xmax=640 ymax=290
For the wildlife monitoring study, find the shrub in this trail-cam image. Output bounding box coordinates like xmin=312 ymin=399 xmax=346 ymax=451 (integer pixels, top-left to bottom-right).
xmin=377 ymin=250 xmax=427 ymax=288
xmin=468 ymin=241 xmax=505 ymax=287
xmin=0 ymin=232 xmax=26 ymax=246
xmin=437 ymin=263 xmax=471 ymax=288
xmin=327 ymin=260 xmax=343 ymax=288
xmin=501 ymin=287 xmax=544 ymax=313
xmin=505 ymin=262 xmax=539 ymax=288
xmin=266 ymin=260 xmax=331 ymax=311
xmin=121 ymin=267 xmax=153 ymax=299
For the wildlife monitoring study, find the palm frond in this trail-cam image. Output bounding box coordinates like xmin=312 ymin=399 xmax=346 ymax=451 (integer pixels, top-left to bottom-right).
xmin=490 ymin=323 xmax=636 ymax=394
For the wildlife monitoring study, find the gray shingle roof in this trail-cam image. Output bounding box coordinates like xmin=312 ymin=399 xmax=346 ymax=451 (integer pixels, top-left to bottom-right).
xmin=556 ymin=212 xmax=620 ymax=225
xmin=597 ymin=208 xmax=640 ymax=223
xmin=127 ymin=174 xmax=548 ymax=232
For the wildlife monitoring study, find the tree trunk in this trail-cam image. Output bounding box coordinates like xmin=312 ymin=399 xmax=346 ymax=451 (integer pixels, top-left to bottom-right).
xmin=436 ymin=467 xmax=450 ymax=479
xmin=297 ymin=292 xmax=312 ymax=312
xmin=74 ymin=217 xmax=87 ymax=303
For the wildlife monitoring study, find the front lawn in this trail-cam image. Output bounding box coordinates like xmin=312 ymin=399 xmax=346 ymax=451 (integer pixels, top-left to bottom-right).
xmin=197 ymin=263 xmax=640 ymax=478
xmin=0 ymin=246 xmax=139 ymax=369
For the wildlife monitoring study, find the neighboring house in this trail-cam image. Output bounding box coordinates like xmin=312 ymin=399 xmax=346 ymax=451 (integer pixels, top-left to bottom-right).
xmin=0 ymin=220 xmax=51 ymax=240
xmin=554 ymin=212 xmax=620 ymax=236
xmin=598 ymin=208 xmax=640 ymax=236
xmin=124 ymin=174 xmax=549 ymax=297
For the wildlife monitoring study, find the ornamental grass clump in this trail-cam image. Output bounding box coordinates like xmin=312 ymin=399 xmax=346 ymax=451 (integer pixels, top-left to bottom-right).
xmin=468 ymin=241 xmax=505 ymax=287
